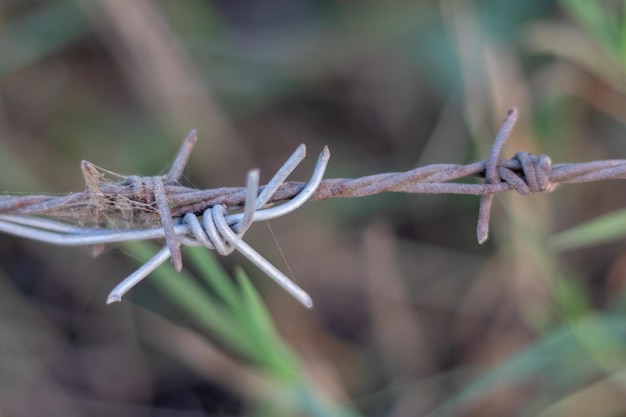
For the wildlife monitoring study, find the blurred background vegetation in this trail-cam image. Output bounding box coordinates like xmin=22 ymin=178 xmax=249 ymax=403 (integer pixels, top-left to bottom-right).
xmin=2 ymin=0 xmax=626 ymax=416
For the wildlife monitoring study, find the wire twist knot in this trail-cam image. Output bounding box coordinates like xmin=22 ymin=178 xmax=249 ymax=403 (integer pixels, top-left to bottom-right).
xmin=495 ymin=152 xmax=553 ymax=196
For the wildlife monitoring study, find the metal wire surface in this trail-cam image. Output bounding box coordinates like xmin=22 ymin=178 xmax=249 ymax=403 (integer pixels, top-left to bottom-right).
xmin=0 ymin=108 xmax=624 ymax=307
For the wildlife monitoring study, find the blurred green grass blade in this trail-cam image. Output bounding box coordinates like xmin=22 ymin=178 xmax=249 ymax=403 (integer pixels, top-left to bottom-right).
xmin=253 ymin=383 xmax=361 ymax=417
xmin=122 ymin=241 xmax=257 ymax=359
xmin=548 ymin=209 xmax=626 ymax=251
xmin=433 ymin=314 xmax=626 ymax=415
xmin=295 ymin=382 xmax=362 ymax=417
xmin=186 ymin=246 xmax=241 ymax=310
xmin=234 ymin=267 xmax=300 ymax=380
xmin=124 ymin=242 xmax=303 ymax=378
xmin=0 ymin=0 xmax=91 ymax=76
xmin=622 ymin=3 xmax=626 ymax=64
xmin=160 ymin=0 xmax=226 ymax=38
xmin=556 ymin=275 xmax=592 ymax=319
xmin=559 ymin=0 xmax=620 ymax=54
xmin=569 ymin=314 xmax=626 ymax=373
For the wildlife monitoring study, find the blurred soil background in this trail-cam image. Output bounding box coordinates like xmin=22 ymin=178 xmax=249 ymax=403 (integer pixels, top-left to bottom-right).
xmin=2 ymin=1 xmax=626 ymax=416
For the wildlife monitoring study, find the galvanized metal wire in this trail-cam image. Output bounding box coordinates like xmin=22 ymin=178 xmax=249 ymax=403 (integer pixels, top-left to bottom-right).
xmin=1 ymin=108 xmax=625 ymax=307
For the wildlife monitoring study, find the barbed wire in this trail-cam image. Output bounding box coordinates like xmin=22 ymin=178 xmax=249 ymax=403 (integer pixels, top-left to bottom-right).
xmin=1 ymin=108 xmax=625 ymax=307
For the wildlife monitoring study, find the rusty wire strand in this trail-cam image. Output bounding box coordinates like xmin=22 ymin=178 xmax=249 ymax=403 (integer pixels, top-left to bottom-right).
xmin=1 ymin=116 xmax=624 ymax=222
xmin=1 ymin=107 xmax=626 ymax=306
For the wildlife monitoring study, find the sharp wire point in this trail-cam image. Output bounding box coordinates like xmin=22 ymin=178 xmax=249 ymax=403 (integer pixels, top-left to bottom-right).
xmin=167 ymin=129 xmax=198 ymax=183
xmin=232 ymin=169 xmax=260 ymax=235
xmin=212 ymin=205 xmax=314 ymax=308
xmin=255 ymin=145 xmax=306 ymax=208
xmin=151 ymin=176 xmax=182 ymax=271
xmin=106 ymin=294 xmax=121 ymax=304
xmin=476 ymin=108 xmax=520 ymax=243
xmin=107 ymin=246 xmax=172 ymax=302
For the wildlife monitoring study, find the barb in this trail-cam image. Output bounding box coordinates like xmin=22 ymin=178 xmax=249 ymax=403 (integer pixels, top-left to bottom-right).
xmin=2 ymin=108 xmax=626 ymax=307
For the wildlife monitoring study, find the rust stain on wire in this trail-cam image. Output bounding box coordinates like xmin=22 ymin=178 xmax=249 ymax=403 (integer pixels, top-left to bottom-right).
xmin=0 ymin=108 xmax=624 ymax=307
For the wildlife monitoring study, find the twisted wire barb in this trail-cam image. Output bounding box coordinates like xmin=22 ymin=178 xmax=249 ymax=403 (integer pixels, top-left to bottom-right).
xmin=1 ymin=108 xmax=625 ymax=307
